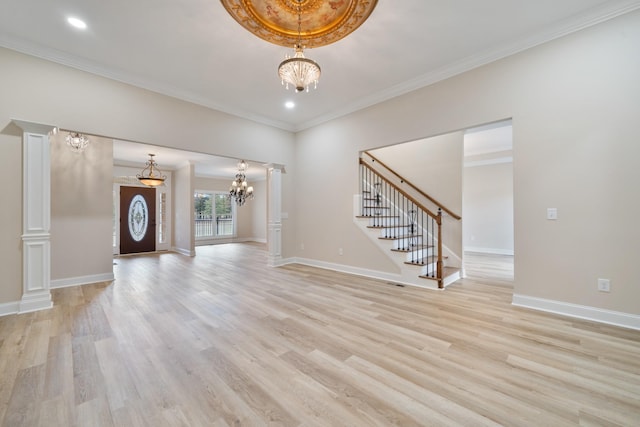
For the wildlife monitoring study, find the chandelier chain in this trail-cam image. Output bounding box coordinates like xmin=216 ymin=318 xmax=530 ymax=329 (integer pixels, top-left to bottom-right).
xmin=278 ymin=0 xmax=320 ymax=92
xmin=296 ymin=0 xmax=302 ymax=48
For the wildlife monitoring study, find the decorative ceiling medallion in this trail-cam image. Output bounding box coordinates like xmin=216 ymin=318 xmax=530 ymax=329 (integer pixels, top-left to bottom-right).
xmin=220 ymin=0 xmax=378 ymax=48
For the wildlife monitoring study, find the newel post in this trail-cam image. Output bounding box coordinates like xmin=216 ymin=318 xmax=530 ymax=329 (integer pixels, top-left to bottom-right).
xmin=436 ymin=208 xmax=444 ymax=289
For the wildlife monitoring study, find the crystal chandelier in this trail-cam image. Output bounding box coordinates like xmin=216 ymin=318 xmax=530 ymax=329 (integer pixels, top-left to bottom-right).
xmin=137 ymin=154 xmax=166 ymax=187
xmin=229 ymin=160 xmax=254 ymax=206
xmin=278 ymin=0 xmax=320 ymax=92
xmin=65 ymin=132 xmax=89 ymax=153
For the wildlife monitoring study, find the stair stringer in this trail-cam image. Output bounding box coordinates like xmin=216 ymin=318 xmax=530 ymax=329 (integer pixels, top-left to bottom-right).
xmin=353 ymin=195 xmax=459 ymax=289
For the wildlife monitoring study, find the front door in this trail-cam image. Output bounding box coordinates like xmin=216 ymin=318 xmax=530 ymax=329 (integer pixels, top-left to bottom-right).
xmin=120 ymin=186 xmax=156 ymax=254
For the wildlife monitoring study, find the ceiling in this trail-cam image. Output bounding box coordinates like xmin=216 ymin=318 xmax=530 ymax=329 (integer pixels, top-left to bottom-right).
xmin=112 ymin=138 xmax=268 ymax=181
xmin=2 ymin=1 xmax=637 ymax=173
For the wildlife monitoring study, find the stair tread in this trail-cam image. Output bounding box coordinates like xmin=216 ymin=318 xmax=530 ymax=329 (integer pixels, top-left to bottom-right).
xmin=356 ymin=215 xmax=399 ymax=219
xmin=418 ymin=267 xmax=460 ymax=280
xmin=391 ymin=244 xmax=433 ymax=253
xmin=378 ymin=234 xmax=422 ymax=240
xmin=366 ymin=225 xmax=410 ymax=229
xmin=404 ymin=255 xmax=448 ymax=266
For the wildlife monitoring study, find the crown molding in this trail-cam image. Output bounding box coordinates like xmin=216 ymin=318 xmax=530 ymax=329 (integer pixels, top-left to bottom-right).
xmin=1 ymin=2 xmax=638 ymax=134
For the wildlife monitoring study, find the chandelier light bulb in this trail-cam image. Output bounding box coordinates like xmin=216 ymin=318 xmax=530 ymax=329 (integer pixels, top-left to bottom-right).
xmin=65 ymin=132 xmax=90 ymax=153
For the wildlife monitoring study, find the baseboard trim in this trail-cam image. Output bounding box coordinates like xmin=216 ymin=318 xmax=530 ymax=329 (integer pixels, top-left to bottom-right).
xmin=277 ymin=257 xmax=428 ymax=289
xmin=512 ymin=294 xmax=640 ymax=331
xmin=171 ymin=247 xmax=196 ymax=256
xmin=465 ymin=247 xmax=514 ymax=256
xmin=196 ymin=237 xmax=267 ymax=246
xmin=50 ymin=272 xmax=115 ymax=289
xmin=0 ymin=301 xmax=20 ymax=317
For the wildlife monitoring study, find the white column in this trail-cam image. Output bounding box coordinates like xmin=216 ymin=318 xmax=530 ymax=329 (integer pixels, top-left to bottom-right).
xmin=13 ymin=120 xmax=55 ymax=313
xmin=266 ymin=164 xmax=284 ymax=266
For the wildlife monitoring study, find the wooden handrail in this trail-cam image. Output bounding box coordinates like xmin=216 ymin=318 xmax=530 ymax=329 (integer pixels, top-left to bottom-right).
xmin=360 ymin=160 xmax=440 ymax=220
xmin=363 ymin=151 xmax=461 ymax=220
xmin=360 ymin=160 xmax=445 ymax=287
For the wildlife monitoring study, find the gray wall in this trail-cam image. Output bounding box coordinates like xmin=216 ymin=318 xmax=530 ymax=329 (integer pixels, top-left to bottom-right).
xmin=173 ymin=163 xmax=195 ymax=255
xmin=50 ymin=134 xmax=114 ymax=282
xmin=1 ymin=10 xmax=638 ymax=321
xmin=463 ymin=161 xmax=514 ymax=255
xmin=294 ymin=10 xmax=640 ymax=315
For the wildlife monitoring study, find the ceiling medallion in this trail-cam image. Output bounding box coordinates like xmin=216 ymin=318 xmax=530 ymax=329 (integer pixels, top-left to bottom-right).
xmin=220 ymin=0 xmax=378 ymax=48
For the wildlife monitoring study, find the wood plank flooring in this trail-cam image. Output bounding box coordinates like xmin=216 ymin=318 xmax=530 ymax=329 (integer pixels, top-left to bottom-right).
xmin=1 ymin=243 xmax=639 ymax=426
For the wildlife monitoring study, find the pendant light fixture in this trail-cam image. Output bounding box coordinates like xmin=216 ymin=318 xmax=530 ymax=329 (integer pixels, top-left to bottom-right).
xmin=229 ymin=160 xmax=254 ymax=206
xmin=277 ymin=0 xmax=321 ymax=93
xmin=65 ymin=132 xmax=90 ymax=153
xmin=137 ymin=154 xmax=166 ymax=187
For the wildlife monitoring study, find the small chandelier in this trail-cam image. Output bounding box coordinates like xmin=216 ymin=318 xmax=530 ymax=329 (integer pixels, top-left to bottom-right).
xmin=137 ymin=154 xmax=166 ymax=187
xmin=65 ymin=132 xmax=89 ymax=153
xmin=278 ymin=0 xmax=321 ymax=93
xmin=229 ymin=160 xmax=254 ymax=206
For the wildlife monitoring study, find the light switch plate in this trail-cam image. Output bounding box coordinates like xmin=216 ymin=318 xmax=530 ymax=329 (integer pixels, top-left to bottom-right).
xmin=547 ymin=208 xmax=558 ymax=220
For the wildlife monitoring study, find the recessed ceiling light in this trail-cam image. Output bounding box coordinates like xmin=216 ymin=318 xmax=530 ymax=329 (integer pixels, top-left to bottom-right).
xmin=285 ymin=101 xmax=295 ymax=109
xmin=67 ymin=17 xmax=87 ymax=30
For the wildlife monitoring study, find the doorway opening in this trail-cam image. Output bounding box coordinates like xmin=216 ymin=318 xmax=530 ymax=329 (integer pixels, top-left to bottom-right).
xmin=462 ymin=120 xmax=514 ymax=284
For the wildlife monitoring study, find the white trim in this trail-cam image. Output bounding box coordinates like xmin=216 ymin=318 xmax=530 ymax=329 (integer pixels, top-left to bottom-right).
xmin=296 ymin=2 xmax=640 ymax=131
xmin=4 ymin=4 xmax=640 ymax=132
xmin=19 ymin=291 xmax=52 ymax=313
xmin=50 ymin=272 xmax=115 ymax=289
xmin=277 ymin=257 xmax=444 ymax=291
xmin=172 ymin=246 xmax=196 ymax=257
xmin=195 ymin=237 xmax=266 ymax=247
xmin=464 ymin=247 xmax=514 ymax=256
xmin=195 ymin=237 xmax=237 ymax=244
xmin=464 ymin=156 xmax=513 ymax=168
xmin=0 ymin=301 xmax=20 ymax=317
xmin=512 ymin=294 xmax=640 ymax=331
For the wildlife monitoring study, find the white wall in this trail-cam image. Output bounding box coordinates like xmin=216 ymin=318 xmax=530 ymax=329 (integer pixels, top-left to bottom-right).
xmin=1 ymin=10 xmax=639 ymax=324
xmin=0 ymin=46 xmax=295 ymax=306
xmin=295 ymin=10 xmax=640 ymax=317
xmin=369 ymin=132 xmax=464 ymax=258
xmin=173 ymin=163 xmax=195 ymax=256
xmin=463 ymin=161 xmax=514 ymax=255
xmin=250 ymin=179 xmax=267 ymax=242
xmin=0 ymin=127 xmax=25 ymax=304
xmin=50 ymin=134 xmax=114 ymax=285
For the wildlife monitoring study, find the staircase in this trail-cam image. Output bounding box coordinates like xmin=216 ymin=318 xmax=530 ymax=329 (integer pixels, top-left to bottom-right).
xmin=355 ymin=154 xmax=461 ymax=289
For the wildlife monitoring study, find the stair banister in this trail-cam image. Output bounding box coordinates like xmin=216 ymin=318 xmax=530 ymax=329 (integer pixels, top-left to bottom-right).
xmin=359 ymin=155 xmax=460 ymax=289
xmin=360 ymin=159 xmax=439 ymax=219
xmin=363 ymin=151 xmax=461 ymax=220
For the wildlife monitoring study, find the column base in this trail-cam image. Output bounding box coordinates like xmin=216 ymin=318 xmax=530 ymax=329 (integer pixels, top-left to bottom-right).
xmin=19 ymin=290 xmax=53 ymax=314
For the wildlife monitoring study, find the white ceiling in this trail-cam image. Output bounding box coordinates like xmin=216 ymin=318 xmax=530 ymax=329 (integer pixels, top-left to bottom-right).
xmin=2 ymin=0 xmax=638 ymax=173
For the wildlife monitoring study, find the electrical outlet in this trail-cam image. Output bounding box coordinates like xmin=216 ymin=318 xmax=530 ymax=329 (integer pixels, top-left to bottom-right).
xmin=597 ymin=278 xmax=610 ymax=292
xmin=300 ymin=243 xmax=304 ymax=250
xmin=339 ymin=248 xmax=343 ymax=256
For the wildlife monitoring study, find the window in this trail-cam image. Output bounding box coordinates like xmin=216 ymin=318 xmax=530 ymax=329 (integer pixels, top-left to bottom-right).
xmin=194 ymin=191 xmax=234 ymax=238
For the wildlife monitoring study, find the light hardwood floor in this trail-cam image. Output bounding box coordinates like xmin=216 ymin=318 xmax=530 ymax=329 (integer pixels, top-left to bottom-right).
xmin=1 ymin=243 xmax=639 ymax=426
